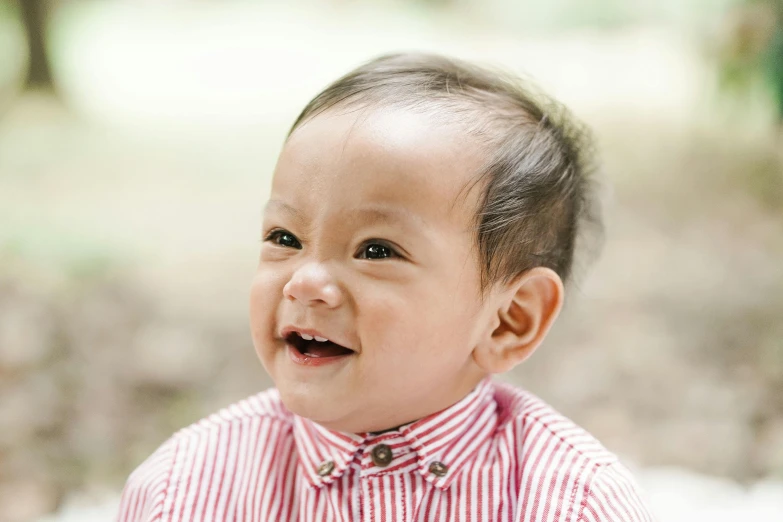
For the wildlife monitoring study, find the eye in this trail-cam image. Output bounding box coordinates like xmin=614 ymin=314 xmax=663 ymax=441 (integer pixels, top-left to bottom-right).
xmin=357 ymin=241 xmax=397 ymax=260
xmin=265 ymin=229 xmax=302 ymax=249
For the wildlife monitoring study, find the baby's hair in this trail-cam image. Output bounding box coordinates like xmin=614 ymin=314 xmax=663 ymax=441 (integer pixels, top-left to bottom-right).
xmin=288 ymin=52 xmax=604 ymax=291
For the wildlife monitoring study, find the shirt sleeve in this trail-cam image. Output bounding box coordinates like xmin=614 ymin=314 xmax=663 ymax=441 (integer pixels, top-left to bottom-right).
xmin=116 ymin=440 xmax=177 ymax=522
xmin=577 ymin=463 xmax=657 ymax=522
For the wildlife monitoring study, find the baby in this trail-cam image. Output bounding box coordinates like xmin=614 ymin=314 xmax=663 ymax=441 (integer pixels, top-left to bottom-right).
xmin=118 ymin=53 xmax=655 ymax=522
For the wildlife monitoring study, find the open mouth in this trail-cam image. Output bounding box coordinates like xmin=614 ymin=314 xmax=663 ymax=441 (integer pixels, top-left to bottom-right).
xmin=285 ymin=331 xmax=354 ymax=359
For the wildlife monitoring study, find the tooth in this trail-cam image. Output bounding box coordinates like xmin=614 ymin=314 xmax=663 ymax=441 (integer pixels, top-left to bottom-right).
xmin=300 ymin=333 xmax=313 ymax=340
xmin=314 ymin=336 xmax=328 ymax=342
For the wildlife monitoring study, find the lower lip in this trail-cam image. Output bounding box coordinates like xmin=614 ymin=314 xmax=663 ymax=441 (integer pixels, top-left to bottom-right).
xmin=286 ymin=343 xmax=354 ymax=367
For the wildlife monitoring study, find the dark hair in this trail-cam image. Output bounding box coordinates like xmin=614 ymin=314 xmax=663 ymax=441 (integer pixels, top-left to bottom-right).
xmin=289 ymin=52 xmax=603 ymax=291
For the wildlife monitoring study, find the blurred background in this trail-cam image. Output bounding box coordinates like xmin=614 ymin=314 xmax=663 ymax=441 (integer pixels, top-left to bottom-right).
xmin=0 ymin=0 xmax=782 ymax=520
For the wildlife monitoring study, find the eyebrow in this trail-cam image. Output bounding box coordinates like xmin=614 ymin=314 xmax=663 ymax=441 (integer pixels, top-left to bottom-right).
xmin=264 ymin=200 xmax=425 ymax=230
xmin=349 ymin=205 xmax=425 ymax=229
xmin=264 ymin=199 xmax=306 ymax=223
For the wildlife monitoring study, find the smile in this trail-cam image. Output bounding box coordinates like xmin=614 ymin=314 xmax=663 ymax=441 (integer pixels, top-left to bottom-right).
xmin=284 ymin=330 xmax=355 ymax=366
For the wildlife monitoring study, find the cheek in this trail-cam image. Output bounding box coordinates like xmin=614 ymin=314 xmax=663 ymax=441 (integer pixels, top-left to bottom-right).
xmin=249 ymin=267 xmax=285 ymax=347
xmin=360 ymin=284 xmax=477 ymax=366
xmin=417 ymin=279 xmax=484 ymax=357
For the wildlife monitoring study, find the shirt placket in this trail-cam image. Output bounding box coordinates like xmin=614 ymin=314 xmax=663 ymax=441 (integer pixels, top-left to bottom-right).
xmin=356 ymin=438 xmax=412 ymax=522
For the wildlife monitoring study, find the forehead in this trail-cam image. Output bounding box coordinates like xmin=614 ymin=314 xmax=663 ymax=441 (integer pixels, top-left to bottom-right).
xmin=270 ymin=107 xmax=484 ymax=230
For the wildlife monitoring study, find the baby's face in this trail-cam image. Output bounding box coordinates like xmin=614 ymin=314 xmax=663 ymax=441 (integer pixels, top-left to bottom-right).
xmin=250 ymin=107 xmax=494 ymax=433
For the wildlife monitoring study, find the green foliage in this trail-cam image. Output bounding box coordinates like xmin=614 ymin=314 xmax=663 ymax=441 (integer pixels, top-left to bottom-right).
xmin=716 ymin=0 xmax=783 ymax=120
xmin=0 ymin=0 xmax=16 ymax=17
xmin=765 ymin=26 xmax=783 ymax=116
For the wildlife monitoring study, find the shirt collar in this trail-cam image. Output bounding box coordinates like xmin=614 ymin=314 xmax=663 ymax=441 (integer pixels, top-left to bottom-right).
xmin=292 ymin=378 xmax=498 ymax=490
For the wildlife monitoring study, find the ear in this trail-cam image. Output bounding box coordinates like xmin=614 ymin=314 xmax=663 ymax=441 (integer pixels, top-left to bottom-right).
xmin=472 ymin=267 xmax=564 ymax=374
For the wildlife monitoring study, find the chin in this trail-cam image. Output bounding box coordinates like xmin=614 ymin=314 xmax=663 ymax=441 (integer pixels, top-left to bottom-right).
xmin=276 ymin=381 xmax=345 ymax=427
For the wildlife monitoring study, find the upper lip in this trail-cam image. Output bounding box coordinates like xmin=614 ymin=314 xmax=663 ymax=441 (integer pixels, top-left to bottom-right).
xmin=279 ymin=325 xmax=354 ymax=351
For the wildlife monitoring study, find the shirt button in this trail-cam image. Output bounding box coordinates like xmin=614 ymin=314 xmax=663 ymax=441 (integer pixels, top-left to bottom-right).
xmin=371 ymin=444 xmax=393 ymax=467
xmin=317 ymin=460 xmax=335 ymax=476
xmin=429 ymin=461 xmax=448 ymax=477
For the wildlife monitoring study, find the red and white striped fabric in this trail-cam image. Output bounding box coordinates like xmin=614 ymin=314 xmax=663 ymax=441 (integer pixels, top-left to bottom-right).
xmin=118 ymin=378 xmax=655 ymax=522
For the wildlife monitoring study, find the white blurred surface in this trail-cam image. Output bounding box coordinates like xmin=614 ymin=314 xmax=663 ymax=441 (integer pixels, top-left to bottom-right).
xmin=637 ymin=468 xmax=783 ymax=520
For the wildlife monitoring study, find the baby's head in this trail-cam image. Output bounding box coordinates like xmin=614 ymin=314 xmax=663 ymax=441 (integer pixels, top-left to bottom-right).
xmin=249 ymin=53 xmax=601 ymax=434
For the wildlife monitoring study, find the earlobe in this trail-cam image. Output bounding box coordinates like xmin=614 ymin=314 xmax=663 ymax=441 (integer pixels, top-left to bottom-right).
xmin=473 ymin=267 xmax=564 ymax=374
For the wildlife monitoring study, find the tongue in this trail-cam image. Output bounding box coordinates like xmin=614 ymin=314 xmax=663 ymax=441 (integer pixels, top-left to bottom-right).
xmin=302 ymin=340 xmax=353 ymax=358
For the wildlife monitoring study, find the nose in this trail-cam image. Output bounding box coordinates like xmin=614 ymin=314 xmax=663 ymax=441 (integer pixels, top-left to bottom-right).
xmin=283 ymin=262 xmax=343 ymax=308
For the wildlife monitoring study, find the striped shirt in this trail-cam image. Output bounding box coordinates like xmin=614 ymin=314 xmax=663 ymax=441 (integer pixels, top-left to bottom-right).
xmin=118 ymin=378 xmax=655 ymax=522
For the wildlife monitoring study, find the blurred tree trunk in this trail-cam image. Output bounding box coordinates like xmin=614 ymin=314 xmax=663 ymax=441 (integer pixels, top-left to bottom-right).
xmin=19 ymin=0 xmax=55 ymax=91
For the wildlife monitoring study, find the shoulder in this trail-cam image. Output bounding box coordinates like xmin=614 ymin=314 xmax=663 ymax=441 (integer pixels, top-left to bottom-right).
xmin=117 ymin=388 xmax=292 ymax=522
xmin=492 ymin=380 xmax=617 ymax=465
xmin=494 ymin=383 xmax=617 ymax=465
xmin=162 ymin=386 xmax=293 ymax=466
xmin=491 ymin=381 xmax=656 ymax=521
xmin=577 ymin=462 xmax=656 ymax=522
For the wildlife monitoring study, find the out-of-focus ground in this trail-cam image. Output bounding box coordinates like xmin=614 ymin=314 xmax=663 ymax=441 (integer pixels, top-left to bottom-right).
xmin=0 ymin=1 xmax=782 ymax=521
